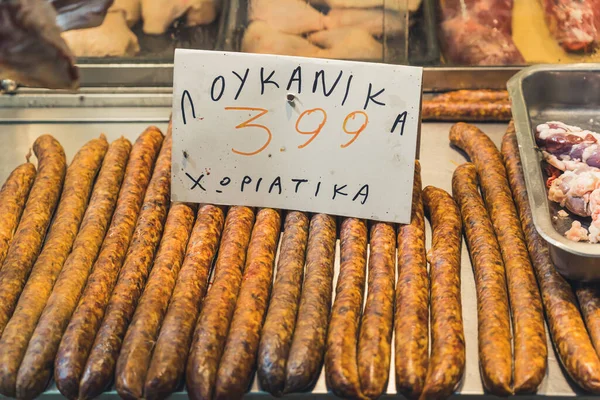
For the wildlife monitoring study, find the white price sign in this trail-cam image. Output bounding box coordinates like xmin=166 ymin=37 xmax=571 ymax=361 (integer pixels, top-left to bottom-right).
xmin=171 ymin=50 xmax=422 ymax=224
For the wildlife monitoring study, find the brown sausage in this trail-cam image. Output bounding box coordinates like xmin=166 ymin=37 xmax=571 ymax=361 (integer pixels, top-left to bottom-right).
xmin=502 ymin=125 xmax=600 ymax=394
xmin=451 ymin=163 xmax=512 ymax=396
xmin=358 ymin=221 xmax=395 ymax=399
xmin=186 ymin=206 xmax=255 ymax=400
xmin=144 ymin=204 xmax=225 ymax=400
xmin=576 ymin=284 xmax=600 ymax=357
xmin=395 ymin=160 xmax=428 ymax=399
xmin=15 ymin=137 xmax=131 ymax=400
xmin=214 ymin=208 xmax=282 ymax=400
xmin=422 ymin=101 xmax=511 ymax=122
xmin=325 ymin=218 xmax=367 ymax=400
xmin=54 ymin=127 xmax=163 ymax=400
xmin=0 ymin=162 xmax=36 ymax=270
xmin=115 ymin=202 xmax=197 ymax=400
xmin=450 ymin=122 xmax=547 ymax=393
xmin=284 ymin=214 xmax=336 ymax=394
xmin=257 ymin=211 xmax=309 ymax=397
xmin=421 ymin=186 xmax=465 ymax=400
xmin=0 ymin=135 xmax=108 ymax=398
xmin=79 ymin=132 xmax=172 ymax=400
xmin=0 ymin=135 xmax=66 ymax=339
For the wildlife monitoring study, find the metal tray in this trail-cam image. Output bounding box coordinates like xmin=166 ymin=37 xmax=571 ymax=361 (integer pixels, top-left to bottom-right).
xmin=508 ymin=64 xmax=600 ymax=282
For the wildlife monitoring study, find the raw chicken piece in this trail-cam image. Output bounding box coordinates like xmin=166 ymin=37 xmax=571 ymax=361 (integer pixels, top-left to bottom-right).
xmin=108 ymin=0 xmax=140 ymax=27
xmin=142 ymin=0 xmax=218 ymax=34
xmin=309 ymin=28 xmax=383 ymax=60
xmin=325 ymin=8 xmax=404 ymax=36
xmin=242 ymin=21 xmax=324 ymax=57
xmin=62 ymin=10 xmax=140 ymax=57
xmin=249 ymin=0 xmax=325 ymax=34
xmin=317 ymin=0 xmax=422 ymax=12
xmin=186 ymin=0 xmax=218 ymax=26
xmin=50 ymin=0 xmax=114 ymax=30
xmin=565 ymin=221 xmax=589 ymax=242
xmin=540 ymin=0 xmax=596 ymax=52
xmin=0 ymin=0 xmax=78 ymax=89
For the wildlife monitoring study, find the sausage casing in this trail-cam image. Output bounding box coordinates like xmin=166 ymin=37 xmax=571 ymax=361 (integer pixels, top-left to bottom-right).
xmin=79 ymin=131 xmax=172 ymax=400
xmin=54 ymin=127 xmax=163 ymax=400
xmin=144 ymin=204 xmax=225 ymax=400
xmin=0 ymin=135 xmax=66 ymax=339
xmin=450 ymin=122 xmax=547 ymax=393
xmin=0 ymin=162 xmax=36 ymax=270
xmin=395 ymin=160 xmax=428 ymax=399
xmin=358 ymin=221 xmax=395 ymax=399
xmin=0 ymin=135 xmax=108 ymax=398
xmin=576 ymin=284 xmax=600 ymax=357
xmin=452 ymin=162 xmax=512 ymax=396
xmin=214 ymin=208 xmax=281 ymax=400
xmin=186 ymin=206 xmax=255 ymax=400
xmin=285 ymin=214 xmax=336 ymax=394
xmin=16 ymin=137 xmax=131 ymax=400
xmin=502 ymin=125 xmax=600 ymax=394
xmin=115 ymin=202 xmax=197 ymax=400
xmin=421 ymin=186 xmax=465 ymax=400
xmin=325 ymin=218 xmax=367 ymax=400
xmin=257 ymin=211 xmax=309 ymax=397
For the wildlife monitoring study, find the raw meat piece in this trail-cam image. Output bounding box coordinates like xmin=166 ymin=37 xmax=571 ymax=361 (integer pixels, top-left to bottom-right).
xmin=592 ymin=0 xmax=600 ymax=40
xmin=142 ymin=0 xmax=217 ymax=35
xmin=440 ymin=17 xmax=524 ymax=65
xmin=310 ymin=28 xmax=383 ymax=60
xmin=62 ymin=10 xmax=140 ymax=57
xmin=108 ymin=0 xmax=140 ymax=27
xmin=439 ymin=0 xmax=513 ymax=35
xmin=242 ymin=21 xmax=324 ymax=57
xmin=565 ymin=221 xmax=589 ymax=242
xmin=317 ymin=0 xmax=422 ymax=12
xmin=0 ymin=0 xmax=78 ymax=89
xmin=536 ymin=122 xmax=600 ymax=170
xmin=50 ymin=0 xmax=114 ymax=30
xmin=325 ymin=8 xmax=404 ymax=36
xmin=249 ymin=0 xmax=325 ymax=34
xmin=539 ymin=0 xmax=596 ymax=52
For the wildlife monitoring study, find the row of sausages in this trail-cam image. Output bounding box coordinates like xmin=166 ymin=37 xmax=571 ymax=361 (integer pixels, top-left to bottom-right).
xmin=0 ymin=124 xmax=466 ymax=400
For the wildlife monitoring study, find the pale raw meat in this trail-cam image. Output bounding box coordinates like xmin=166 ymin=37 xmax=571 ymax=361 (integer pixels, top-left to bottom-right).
xmin=325 ymin=8 xmax=404 ymax=36
xmin=309 ymin=28 xmax=383 ymax=60
xmin=142 ymin=0 xmax=218 ymax=34
xmin=62 ymin=10 xmax=140 ymax=57
xmin=565 ymin=221 xmax=589 ymax=242
xmin=317 ymin=0 xmax=422 ymax=12
xmin=242 ymin=21 xmax=324 ymax=57
xmin=186 ymin=0 xmax=218 ymax=26
xmin=108 ymin=0 xmax=140 ymax=27
xmin=249 ymin=0 xmax=325 ymax=34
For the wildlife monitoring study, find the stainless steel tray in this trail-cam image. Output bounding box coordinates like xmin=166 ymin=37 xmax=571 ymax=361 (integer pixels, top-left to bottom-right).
xmin=508 ymin=64 xmax=600 ymax=281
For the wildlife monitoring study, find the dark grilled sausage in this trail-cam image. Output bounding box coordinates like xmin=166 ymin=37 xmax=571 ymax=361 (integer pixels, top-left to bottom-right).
xmin=358 ymin=221 xmax=395 ymax=399
xmin=421 ymin=186 xmax=465 ymax=400
xmin=257 ymin=211 xmax=309 ymax=397
xmin=576 ymin=284 xmax=600 ymax=357
xmin=325 ymin=218 xmax=367 ymax=400
xmin=0 ymin=135 xmax=66 ymax=339
xmin=502 ymin=125 xmax=600 ymax=394
xmin=214 ymin=208 xmax=281 ymax=400
xmin=450 ymin=122 xmax=547 ymax=393
xmin=144 ymin=204 xmax=225 ymax=400
xmin=79 ymin=131 xmax=172 ymax=400
xmin=16 ymin=137 xmax=131 ymax=400
xmin=115 ymin=202 xmax=197 ymax=400
xmin=452 ymin=163 xmax=512 ymax=396
xmin=186 ymin=206 xmax=255 ymax=400
xmin=0 ymin=162 xmax=36 ymax=270
xmin=0 ymin=135 xmax=108 ymax=399
xmin=55 ymin=127 xmax=163 ymax=400
xmin=395 ymin=160 xmax=429 ymax=399
xmin=284 ymin=214 xmax=336 ymax=394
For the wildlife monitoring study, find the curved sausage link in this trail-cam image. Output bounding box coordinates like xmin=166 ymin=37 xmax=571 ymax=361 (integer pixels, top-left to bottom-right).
xmin=450 ymin=122 xmax=546 ymax=393
xmin=257 ymin=211 xmax=309 ymax=397
xmin=421 ymin=186 xmax=465 ymax=400
xmin=502 ymin=125 xmax=600 ymax=394
xmin=325 ymin=218 xmax=367 ymax=400
xmin=452 ymin=163 xmax=512 ymax=395
xmin=395 ymin=160 xmax=428 ymax=399
xmin=16 ymin=137 xmax=131 ymax=400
